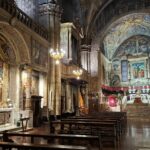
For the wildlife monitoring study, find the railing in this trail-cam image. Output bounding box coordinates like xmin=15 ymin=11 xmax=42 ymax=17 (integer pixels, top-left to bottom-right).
xmin=0 ymin=0 xmax=48 ymax=40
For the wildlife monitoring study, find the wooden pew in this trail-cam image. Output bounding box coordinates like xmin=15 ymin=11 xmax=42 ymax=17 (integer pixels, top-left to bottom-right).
xmin=3 ymin=132 xmax=101 ymax=150
xmin=0 ymin=141 xmax=88 ymax=150
xmin=62 ymin=117 xmax=121 ymax=137
xmin=50 ymin=120 xmax=117 ymax=148
xmin=61 ymin=118 xmax=121 ymax=140
xmin=70 ymin=112 xmax=127 ymax=133
xmin=88 ymin=112 xmax=127 ymax=130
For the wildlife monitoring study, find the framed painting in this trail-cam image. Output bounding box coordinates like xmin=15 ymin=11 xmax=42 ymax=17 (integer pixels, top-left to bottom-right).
xmin=130 ymin=61 xmax=145 ymax=79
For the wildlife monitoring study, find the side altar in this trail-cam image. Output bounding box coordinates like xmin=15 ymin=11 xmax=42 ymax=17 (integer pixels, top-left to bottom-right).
xmin=0 ymin=107 xmax=15 ymax=131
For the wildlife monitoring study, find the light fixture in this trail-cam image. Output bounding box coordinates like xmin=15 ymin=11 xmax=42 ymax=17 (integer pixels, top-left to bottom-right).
xmin=73 ymin=69 xmax=83 ymax=80
xmin=49 ymin=47 xmax=65 ymax=65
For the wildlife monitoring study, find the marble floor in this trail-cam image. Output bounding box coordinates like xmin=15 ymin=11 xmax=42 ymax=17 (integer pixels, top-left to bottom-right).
xmin=120 ymin=120 xmax=150 ymax=150
xmin=11 ymin=119 xmax=150 ymax=150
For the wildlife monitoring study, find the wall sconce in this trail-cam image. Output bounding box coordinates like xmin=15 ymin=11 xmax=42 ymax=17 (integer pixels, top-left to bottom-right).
xmin=73 ymin=69 xmax=83 ymax=80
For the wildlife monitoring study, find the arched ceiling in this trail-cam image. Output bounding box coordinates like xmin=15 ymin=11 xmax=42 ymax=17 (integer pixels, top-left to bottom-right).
xmin=57 ymin=0 xmax=150 ymax=76
xmin=103 ymin=13 xmax=150 ymax=60
xmin=79 ymin=0 xmax=109 ymax=37
xmin=58 ymin=0 xmax=108 ymax=40
xmin=114 ymin=35 xmax=150 ymax=58
xmin=0 ymin=22 xmax=30 ymax=64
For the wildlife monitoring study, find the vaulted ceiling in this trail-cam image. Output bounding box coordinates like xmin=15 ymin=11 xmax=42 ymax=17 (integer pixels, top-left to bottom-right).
xmin=59 ymin=0 xmax=150 ymax=45
xmin=59 ymin=0 xmax=150 ymax=75
xmin=59 ymin=0 xmax=110 ymax=41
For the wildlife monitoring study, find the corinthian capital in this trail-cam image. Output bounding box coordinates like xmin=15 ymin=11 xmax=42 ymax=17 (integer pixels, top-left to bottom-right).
xmin=39 ymin=2 xmax=62 ymax=17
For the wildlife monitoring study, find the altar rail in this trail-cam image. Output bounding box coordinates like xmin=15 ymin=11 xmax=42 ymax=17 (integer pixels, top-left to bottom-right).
xmin=0 ymin=0 xmax=48 ymax=40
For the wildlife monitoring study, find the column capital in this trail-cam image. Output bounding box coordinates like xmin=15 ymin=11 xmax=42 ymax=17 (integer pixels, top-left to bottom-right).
xmin=81 ymin=44 xmax=91 ymax=52
xmin=39 ymin=2 xmax=62 ymax=18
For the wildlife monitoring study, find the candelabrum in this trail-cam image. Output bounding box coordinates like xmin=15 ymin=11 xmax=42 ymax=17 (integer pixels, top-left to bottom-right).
xmin=73 ymin=69 xmax=83 ymax=80
xmin=49 ymin=48 xmax=65 ymax=64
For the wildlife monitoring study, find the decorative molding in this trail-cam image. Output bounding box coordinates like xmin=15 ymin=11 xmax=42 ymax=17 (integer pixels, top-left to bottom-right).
xmin=39 ymin=3 xmax=62 ymax=18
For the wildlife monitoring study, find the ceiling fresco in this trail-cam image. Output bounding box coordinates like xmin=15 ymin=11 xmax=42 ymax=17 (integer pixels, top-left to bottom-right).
xmin=103 ymin=13 xmax=150 ymax=60
xmin=114 ymin=35 xmax=150 ymax=58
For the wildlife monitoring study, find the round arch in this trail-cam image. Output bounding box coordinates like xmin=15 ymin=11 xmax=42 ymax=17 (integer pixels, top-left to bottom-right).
xmin=100 ymin=13 xmax=150 ymax=60
xmin=0 ymin=21 xmax=30 ymax=64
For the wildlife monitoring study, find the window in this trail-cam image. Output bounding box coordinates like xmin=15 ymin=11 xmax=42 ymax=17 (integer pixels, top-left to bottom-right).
xmin=121 ymin=60 xmax=128 ymax=82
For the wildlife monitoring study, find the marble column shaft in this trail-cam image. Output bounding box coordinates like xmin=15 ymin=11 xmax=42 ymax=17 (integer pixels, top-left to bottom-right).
xmin=65 ymin=81 xmax=72 ymax=113
xmin=25 ymin=67 xmax=32 ymax=110
xmin=39 ymin=2 xmax=62 ymax=115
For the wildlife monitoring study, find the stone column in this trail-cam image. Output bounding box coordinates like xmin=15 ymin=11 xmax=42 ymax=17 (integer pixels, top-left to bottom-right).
xmin=65 ymin=80 xmax=72 ymax=113
xmin=25 ymin=67 xmax=32 ymax=110
xmin=81 ymin=45 xmax=90 ymax=72
xmin=39 ymin=1 xmax=62 ymax=116
xmin=55 ymin=62 xmax=61 ymax=116
xmin=97 ymin=50 xmax=102 ymax=107
xmin=85 ymin=84 xmax=89 ymax=108
xmin=76 ymin=85 xmax=81 ymax=116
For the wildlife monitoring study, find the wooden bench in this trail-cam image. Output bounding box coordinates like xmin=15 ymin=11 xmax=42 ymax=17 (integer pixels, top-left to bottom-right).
xmin=70 ymin=113 xmax=126 ymax=133
xmin=0 ymin=141 xmax=88 ymax=150
xmin=62 ymin=118 xmax=121 ymax=138
xmin=50 ymin=120 xmax=117 ymax=148
xmin=3 ymin=132 xmax=101 ymax=150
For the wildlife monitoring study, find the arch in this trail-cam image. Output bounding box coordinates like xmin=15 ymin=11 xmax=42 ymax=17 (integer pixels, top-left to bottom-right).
xmin=90 ymin=0 xmax=150 ymax=39
xmin=0 ymin=21 xmax=30 ymax=64
xmin=113 ymin=35 xmax=150 ymax=59
xmin=101 ymin=13 xmax=150 ymax=60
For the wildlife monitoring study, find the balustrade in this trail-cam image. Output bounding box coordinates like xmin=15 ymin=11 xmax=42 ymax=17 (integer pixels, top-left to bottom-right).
xmin=0 ymin=0 xmax=48 ymax=40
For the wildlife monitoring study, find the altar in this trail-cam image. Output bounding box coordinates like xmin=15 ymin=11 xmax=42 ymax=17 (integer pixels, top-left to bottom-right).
xmin=0 ymin=108 xmax=16 ymax=131
xmin=127 ymin=88 xmax=150 ymax=104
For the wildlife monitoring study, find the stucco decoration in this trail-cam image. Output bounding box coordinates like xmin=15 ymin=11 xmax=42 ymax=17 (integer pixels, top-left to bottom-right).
xmin=103 ymin=13 xmax=150 ymax=60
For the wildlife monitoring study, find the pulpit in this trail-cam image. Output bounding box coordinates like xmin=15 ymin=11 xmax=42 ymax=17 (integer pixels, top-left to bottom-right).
xmin=31 ymin=95 xmax=42 ymax=127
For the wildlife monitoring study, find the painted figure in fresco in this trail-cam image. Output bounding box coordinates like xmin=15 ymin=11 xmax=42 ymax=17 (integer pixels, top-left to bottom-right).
xmin=132 ymin=62 xmax=145 ymax=79
xmin=110 ymin=75 xmax=120 ymax=86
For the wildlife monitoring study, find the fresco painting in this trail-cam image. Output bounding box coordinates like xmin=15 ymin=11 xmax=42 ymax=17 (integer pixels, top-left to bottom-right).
xmin=131 ymin=62 xmax=145 ymax=79
xmin=115 ymin=35 xmax=150 ymax=58
xmin=103 ymin=13 xmax=150 ymax=60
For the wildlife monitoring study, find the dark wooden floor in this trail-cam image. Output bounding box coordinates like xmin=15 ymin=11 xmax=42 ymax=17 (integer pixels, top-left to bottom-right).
xmin=11 ymin=119 xmax=150 ymax=150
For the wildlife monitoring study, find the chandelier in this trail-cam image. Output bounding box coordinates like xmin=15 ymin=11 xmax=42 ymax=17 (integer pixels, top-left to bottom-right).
xmin=73 ymin=69 xmax=83 ymax=80
xmin=49 ymin=48 xmax=65 ymax=64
